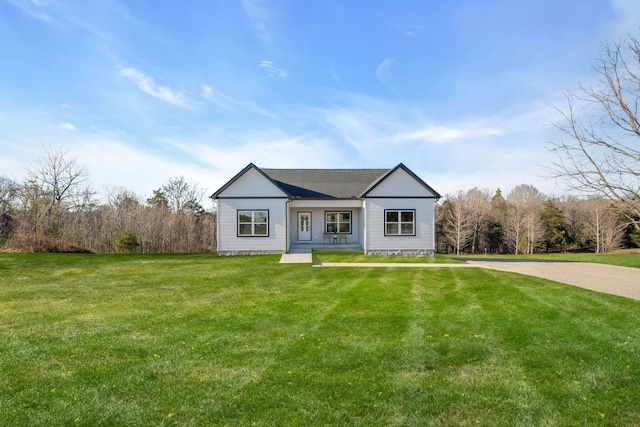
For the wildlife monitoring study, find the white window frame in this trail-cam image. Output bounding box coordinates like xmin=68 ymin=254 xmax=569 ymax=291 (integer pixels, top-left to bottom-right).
xmin=384 ymin=209 xmax=415 ymax=236
xmin=325 ymin=211 xmax=352 ymax=234
xmin=237 ymin=210 xmax=269 ymax=237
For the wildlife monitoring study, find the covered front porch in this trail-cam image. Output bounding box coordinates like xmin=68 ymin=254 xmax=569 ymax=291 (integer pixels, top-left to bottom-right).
xmin=287 ymin=199 xmax=364 ymax=251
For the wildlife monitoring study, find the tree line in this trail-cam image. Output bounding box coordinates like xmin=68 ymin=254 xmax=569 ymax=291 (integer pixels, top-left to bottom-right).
xmin=0 ymin=147 xmax=216 ymax=253
xmin=1 ymin=146 xmax=638 ymax=255
xmin=436 ymin=185 xmax=638 ymax=255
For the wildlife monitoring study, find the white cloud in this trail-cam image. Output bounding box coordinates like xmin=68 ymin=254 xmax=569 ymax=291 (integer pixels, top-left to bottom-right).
xmin=179 ymin=135 xmax=337 ymax=191
xmin=68 ymin=137 xmax=216 ymax=202
xmin=396 ymin=126 xmax=504 ymax=144
xmin=60 ymin=122 xmax=76 ymax=131
xmin=258 ymin=61 xmax=287 ymax=78
xmin=119 ymin=67 xmax=190 ymax=108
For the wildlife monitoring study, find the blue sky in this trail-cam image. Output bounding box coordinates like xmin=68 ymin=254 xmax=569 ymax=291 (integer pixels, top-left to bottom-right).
xmin=1 ymin=0 xmax=639 ymax=201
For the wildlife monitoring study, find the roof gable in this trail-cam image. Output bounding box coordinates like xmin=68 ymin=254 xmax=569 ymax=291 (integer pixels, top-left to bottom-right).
xmin=361 ymin=163 xmax=441 ymax=199
xmin=211 ymin=163 xmax=289 ymax=199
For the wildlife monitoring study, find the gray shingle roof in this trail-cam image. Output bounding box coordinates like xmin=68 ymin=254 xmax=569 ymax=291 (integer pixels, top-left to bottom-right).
xmin=262 ymin=168 xmax=390 ymax=199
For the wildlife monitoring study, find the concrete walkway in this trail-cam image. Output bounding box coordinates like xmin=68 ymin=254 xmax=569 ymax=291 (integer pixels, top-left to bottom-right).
xmin=279 ymin=245 xmax=313 ymax=264
xmin=280 ymin=253 xmax=313 ymax=264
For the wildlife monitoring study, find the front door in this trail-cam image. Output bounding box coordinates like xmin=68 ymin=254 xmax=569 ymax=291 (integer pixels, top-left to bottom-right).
xmin=297 ymin=212 xmax=312 ymax=242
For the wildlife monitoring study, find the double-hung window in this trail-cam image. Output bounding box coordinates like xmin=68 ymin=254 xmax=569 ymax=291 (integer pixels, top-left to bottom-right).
xmin=325 ymin=211 xmax=351 ymax=233
xmin=238 ymin=210 xmax=269 ymax=237
xmin=385 ymin=210 xmax=415 ymax=236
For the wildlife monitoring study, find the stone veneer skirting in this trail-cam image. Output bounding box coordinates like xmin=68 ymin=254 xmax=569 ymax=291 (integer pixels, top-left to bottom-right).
xmin=366 ymin=249 xmax=435 ymax=257
xmin=218 ymin=250 xmax=285 ymax=256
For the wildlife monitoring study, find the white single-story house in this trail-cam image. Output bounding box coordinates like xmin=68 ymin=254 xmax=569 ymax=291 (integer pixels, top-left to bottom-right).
xmin=211 ymin=163 xmax=441 ymax=256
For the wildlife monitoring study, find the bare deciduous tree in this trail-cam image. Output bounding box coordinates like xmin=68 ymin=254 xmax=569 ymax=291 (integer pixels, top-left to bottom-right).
xmin=24 ymin=146 xmax=93 ymax=233
xmin=162 ymin=176 xmax=205 ymax=213
xmin=581 ymin=198 xmax=626 ymax=253
xmin=548 ymin=35 xmax=640 ymax=228
xmin=466 ymin=187 xmax=492 ymax=254
xmin=505 ymin=184 xmax=544 ymax=254
xmin=441 ymin=191 xmax=474 ymax=255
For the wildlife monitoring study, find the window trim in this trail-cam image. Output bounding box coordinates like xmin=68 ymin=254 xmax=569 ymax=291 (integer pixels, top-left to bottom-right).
xmin=384 ymin=209 xmax=416 ymax=236
xmin=324 ymin=210 xmax=353 ymax=234
xmin=237 ymin=209 xmax=269 ymax=237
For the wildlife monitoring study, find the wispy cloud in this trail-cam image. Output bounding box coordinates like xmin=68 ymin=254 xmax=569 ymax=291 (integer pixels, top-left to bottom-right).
xmin=396 ymin=22 xmax=429 ymax=37
xmin=396 ymin=126 xmax=503 ymax=144
xmin=241 ymin=0 xmax=272 ymax=43
xmin=375 ymin=58 xmax=394 ymax=89
xmin=60 ymin=122 xmax=76 ymax=131
xmin=5 ymin=0 xmax=59 ymax=26
xmin=329 ymin=63 xmax=341 ymax=83
xmin=200 ymin=84 xmax=276 ymax=117
xmin=258 ymin=61 xmax=287 ymax=78
xmin=200 ymin=85 xmax=238 ymax=111
xmin=119 ymin=67 xmax=190 ymax=108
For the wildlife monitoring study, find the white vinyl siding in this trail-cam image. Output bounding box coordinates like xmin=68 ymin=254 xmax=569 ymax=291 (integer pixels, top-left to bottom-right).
xmin=217 ymin=199 xmax=286 ymax=252
xmin=364 ymin=199 xmax=435 ymax=252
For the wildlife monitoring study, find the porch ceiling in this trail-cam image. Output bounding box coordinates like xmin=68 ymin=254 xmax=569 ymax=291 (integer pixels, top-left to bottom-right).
xmin=289 ymin=199 xmax=363 ymax=208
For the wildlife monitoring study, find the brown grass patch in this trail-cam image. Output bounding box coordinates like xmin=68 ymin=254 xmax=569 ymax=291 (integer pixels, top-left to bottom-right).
xmin=611 ymin=248 xmax=640 ymax=254
xmin=2 ymin=234 xmax=92 ymax=253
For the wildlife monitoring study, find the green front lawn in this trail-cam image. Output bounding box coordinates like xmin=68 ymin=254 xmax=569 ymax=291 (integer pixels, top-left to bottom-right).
xmin=1 ymin=253 xmax=640 ymax=426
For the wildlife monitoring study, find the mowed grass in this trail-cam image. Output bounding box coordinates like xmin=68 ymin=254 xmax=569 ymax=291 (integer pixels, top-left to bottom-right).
xmin=313 ymin=251 xmax=460 ymax=264
xmin=1 ymin=254 xmax=640 ymax=426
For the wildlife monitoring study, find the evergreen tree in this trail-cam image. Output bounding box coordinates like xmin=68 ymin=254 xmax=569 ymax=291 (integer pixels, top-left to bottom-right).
xmin=146 ymin=189 xmax=169 ymax=209
xmin=541 ymin=199 xmax=567 ymax=252
xmin=115 ymin=229 xmax=140 ymax=253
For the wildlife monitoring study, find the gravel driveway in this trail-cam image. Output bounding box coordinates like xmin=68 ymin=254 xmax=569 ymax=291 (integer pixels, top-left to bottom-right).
xmin=464 ymin=260 xmax=640 ymax=300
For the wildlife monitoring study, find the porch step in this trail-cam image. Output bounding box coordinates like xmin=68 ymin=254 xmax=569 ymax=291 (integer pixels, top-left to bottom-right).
xmin=288 ymin=244 xmax=312 ymax=254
